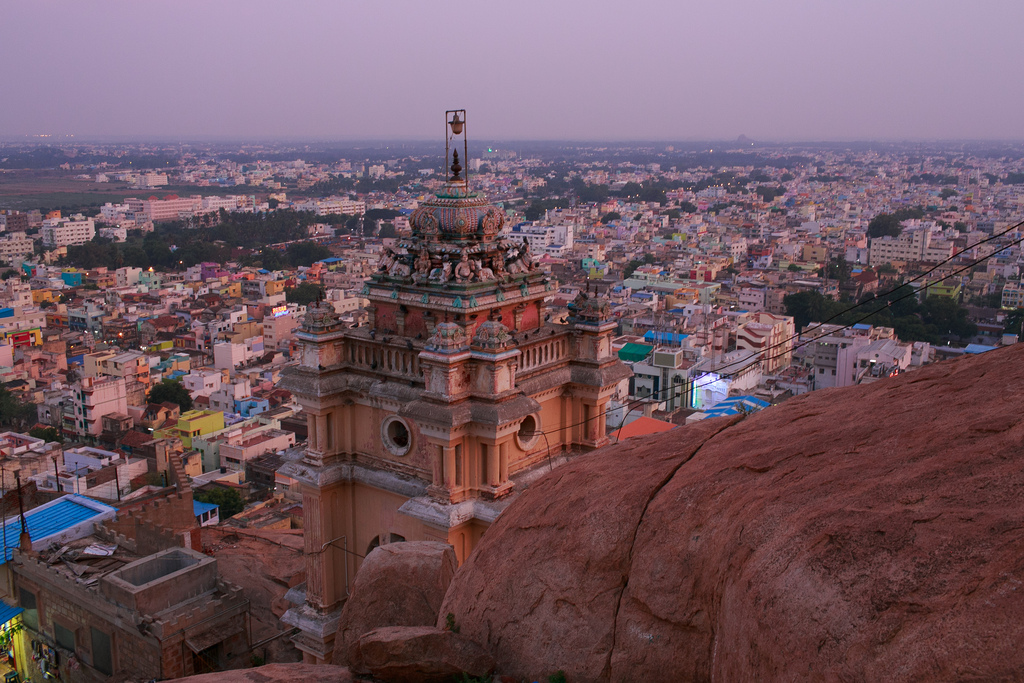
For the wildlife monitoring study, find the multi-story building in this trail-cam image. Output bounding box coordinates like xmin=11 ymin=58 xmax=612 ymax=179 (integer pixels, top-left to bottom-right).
xmin=219 ymin=428 xmax=295 ymax=472
xmin=0 ymin=232 xmax=35 ymax=264
xmin=40 ymin=216 xmax=95 ymax=247
xmin=278 ymin=144 xmax=630 ymax=663
xmin=1001 ymin=280 xmax=1024 ymax=309
xmin=260 ymin=308 xmax=297 ymax=350
xmin=0 ymin=211 xmax=29 ymax=233
xmin=735 ymin=312 xmax=797 ymax=374
xmin=156 ymin=410 xmax=225 ymax=450
xmin=869 ymin=226 xmax=955 ymax=266
xmin=67 ymin=376 xmax=128 ymax=441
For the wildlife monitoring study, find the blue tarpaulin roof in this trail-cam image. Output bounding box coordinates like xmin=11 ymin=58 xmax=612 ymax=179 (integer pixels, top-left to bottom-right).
xmin=703 ymin=395 xmax=770 ymax=418
xmin=643 ymin=330 xmax=689 ymax=345
xmin=1 ymin=496 xmax=115 ymax=564
xmin=193 ymin=501 xmax=219 ymax=516
xmin=964 ymin=344 xmax=997 ymax=354
xmin=0 ymin=602 xmax=23 ymax=625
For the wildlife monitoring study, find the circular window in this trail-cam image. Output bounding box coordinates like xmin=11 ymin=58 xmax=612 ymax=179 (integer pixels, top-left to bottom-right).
xmin=381 ymin=416 xmax=412 ymax=456
xmin=516 ymin=414 xmax=540 ymax=450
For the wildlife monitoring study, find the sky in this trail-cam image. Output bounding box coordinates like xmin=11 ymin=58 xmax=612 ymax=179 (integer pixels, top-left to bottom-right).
xmin=2 ymin=0 xmax=1023 ymax=142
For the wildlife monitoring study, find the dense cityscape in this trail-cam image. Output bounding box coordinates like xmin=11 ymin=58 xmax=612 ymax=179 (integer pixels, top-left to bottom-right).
xmin=0 ymin=133 xmax=1022 ymax=678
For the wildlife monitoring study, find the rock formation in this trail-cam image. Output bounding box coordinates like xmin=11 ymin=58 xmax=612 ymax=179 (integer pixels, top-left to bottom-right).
xmin=333 ymin=541 xmax=457 ymax=666
xmin=350 ymin=625 xmax=495 ymax=682
xmin=165 ymin=663 xmax=351 ymax=683
xmin=440 ymin=346 xmax=1024 ymax=681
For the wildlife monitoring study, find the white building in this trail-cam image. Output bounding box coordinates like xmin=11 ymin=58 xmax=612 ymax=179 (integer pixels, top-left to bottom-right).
xmin=41 ymin=216 xmax=96 ymax=248
xmin=869 ymin=226 xmax=955 ymax=266
xmin=0 ymin=232 xmax=35 ymax=264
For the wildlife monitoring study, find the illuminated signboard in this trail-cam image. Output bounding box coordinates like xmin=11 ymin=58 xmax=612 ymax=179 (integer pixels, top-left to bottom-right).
xmin=271 ymin=305 xmax=288 ymax=318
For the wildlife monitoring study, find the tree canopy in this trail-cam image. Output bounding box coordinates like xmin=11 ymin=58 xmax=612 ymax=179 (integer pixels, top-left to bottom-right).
xmin=194 ymin=487 xmax=245 ymax=518
xmin=784 ymin=287 xmax=976 ymax=344
xmin=0 ymin=386 xmax=38 ymax=431
xmin=285 ymin=282 xmax=325 ymax=306
xmin=867 ymin=207 xmax=924 ymax=239
xmin=147 ymin=379 xmax=194 ymax=411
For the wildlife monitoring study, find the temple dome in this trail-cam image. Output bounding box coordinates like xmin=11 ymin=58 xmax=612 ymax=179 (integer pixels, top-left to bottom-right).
xmin=410 ymin=181 xmax=505 ymax=243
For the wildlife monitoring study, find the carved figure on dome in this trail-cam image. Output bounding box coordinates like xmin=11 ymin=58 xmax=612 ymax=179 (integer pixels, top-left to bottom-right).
xmin=379 ymin=247 xmax=397 ymax=274
xmin=389 ymin=256 xmax=412 ymax=280
xmin=481 ymin=207 xmax=504 ymax=237
xmin=413 ymin=248 xmax=432 ymax=282
xmin=454 ymin=249 xmax=474 ymax=283
xmin=429 ymin=260 xmax=452 ymax=283
xmin=473 ymin=259 xmax=495 ymax=281
xmin=413 ymin=207 xmax=440 ymax=237
xmin=426 ymin=321 xmax=467 ymax=352
xmin=472 ymin=319 xmax=513 ymax=351
xmin=517 ymin=238 xmax=537 ymax=271
xmin=490 ymin=252 xmax=507 ymax=276
xmin=506 ymin=243 xmax=527 ymax=275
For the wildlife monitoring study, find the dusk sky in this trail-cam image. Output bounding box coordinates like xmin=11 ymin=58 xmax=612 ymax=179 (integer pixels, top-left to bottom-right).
xmin=3 ymin=0 xmax=1023 ymax=142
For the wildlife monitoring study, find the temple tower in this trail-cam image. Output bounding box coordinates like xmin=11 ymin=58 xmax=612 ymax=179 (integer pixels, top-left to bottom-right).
xmin=278 ymin=111 xmax=630 ymax=663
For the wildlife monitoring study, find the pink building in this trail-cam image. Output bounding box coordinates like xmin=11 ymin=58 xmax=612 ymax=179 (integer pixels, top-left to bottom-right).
xmin=219 ymin=429 xmax=295 ymax=471
xmin=68 ymin=376 xmax=128 ymax=440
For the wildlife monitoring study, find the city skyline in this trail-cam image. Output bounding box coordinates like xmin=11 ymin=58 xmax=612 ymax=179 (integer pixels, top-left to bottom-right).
xmin=2 ymin=0 xmax=1024 ymax=142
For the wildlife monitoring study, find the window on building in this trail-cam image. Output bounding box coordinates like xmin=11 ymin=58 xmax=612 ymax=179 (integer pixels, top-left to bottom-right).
xmin=480 ymin=444 xmax=489 ymax=485
xmin=54 ymin=621 xmax=76 ymax=652
xmin=19 ymin=588 xmax=37 ymax=631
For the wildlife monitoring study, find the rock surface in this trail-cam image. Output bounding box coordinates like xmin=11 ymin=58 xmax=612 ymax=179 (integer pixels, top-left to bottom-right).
xmin=439 ymin=346 xmax=1024 ymax=681
xmin=332 ymin=540 xmax=457 ymax=666
xmin=164 ymin=663 xmax=352 ymax=682
xmin=350 ymin=625 xmax=495 ymax=683
xmin=203 ymin=527 xmax=306 ymax=663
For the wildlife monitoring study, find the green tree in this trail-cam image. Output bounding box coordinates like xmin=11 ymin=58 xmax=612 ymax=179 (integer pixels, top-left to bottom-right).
xmin=194 ymin=487 xmax=245 ymax=518
xmin=787 ymin=264 xmax=802 ymax=272
xmin=867 ymin=207 xmax=924 ymax=239
xmin=678 ymin=201 xmax=698 ymax=213
xmin=285 ymin=241 xmax=332 ymax=268
xmin=147 ymin=379 xmax=194 ymax=411
xmin=940 ymin=188 xmax=958 ymax=199
xmin=1004 ymin=308 xmax=1024 ymax=336
xmin=286 ymin=282 xmax=325 ymax=306
xmin=783 ymin=291 xmax=846 ymax=331
xmin=28 ymin=426 xmax=62 ymax=443
xmin=600 ymin=211 xmax=621 ymax=224
xmin=0 ymin=386 xmax=38 ymax=430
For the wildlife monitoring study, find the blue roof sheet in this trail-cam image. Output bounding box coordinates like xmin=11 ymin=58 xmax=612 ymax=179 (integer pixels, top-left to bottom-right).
xmin=0 ymin=602 xmax=23 ymax=625
xmin=643 ymin=331 xmax=689 ymax=344
xmin=964 ymin=344 xmax=997 ymax=354
xmin=1 ymin=497 xmax=113 ymax=564
xmin=852 ymin=323 xmax=872 ymax=330
xmin=193 ymin=501 xmax=219 ymax=516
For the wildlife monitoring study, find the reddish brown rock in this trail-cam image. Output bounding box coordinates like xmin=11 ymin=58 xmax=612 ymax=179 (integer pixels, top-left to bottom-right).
xmin=164 ymin=663 xmax=352 ymax=682
xmin=350 ymin=625 xmax=495 ymax=682
xmin=440 ymin=347 xmax=1024 ymax=681
xmin=332 ymin=540 xmax=457 ymax=665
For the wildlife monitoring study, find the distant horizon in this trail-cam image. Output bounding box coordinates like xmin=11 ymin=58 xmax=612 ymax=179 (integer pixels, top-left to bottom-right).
xmin=3 ymin=135 xmax=1024 ymax=148
xmin=3 ymin=1 xmax=1023 ymax=143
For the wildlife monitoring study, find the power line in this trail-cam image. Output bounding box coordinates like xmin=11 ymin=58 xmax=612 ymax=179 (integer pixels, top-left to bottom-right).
xmin=531 ymin=216 xmax=1024 ymax=440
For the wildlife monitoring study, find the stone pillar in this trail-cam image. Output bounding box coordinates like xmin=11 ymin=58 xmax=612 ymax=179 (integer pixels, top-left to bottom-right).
xmin=304 ymin=491 xmax=327 ymax=609
xmin=307 ymin=412 xmax=317 ymax=450
xmin=498 ymin=441 xmax=509 ymax=482
xmin=443 ymin=446 xmax=456 ymax=489
xmin=431 ymin=445 xmax=443 ymax=488
xmin=315 ymin=414 xmax=327 ymax=454
xmin=487 ymin=441 xmax=500 ymax=487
